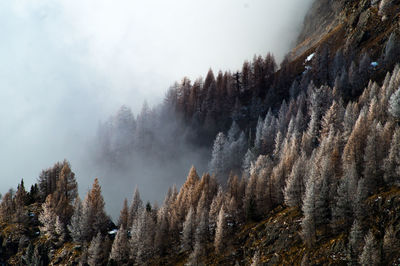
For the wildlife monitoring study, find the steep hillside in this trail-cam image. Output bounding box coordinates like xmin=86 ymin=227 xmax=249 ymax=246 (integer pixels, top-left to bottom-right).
xmin=2 ymin=0 xmax=400 ymax=265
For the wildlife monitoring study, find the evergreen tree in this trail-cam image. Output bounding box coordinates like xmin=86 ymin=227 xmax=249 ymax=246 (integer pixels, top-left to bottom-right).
xmin=109 ymin=226 xmax=129 ymax=264
xmin=118 ymin=198 xmax=129 ymax=229
xmin=209 ymin=132 xmax=227 ymax=179
xmin=284 ymin=154 xmax=307 ymax=208
xmin=333 ymin=163 xmax=357 ymax=230
xmin=389 ymin=87 xmax=400 ymax=120
xmin=383 ymin=225 xmax=398 ymax=263
xmin=52 ymin=161 xmax=78 ymax=225
xmin=68 ymin=196 xmax=83 ymax=243
xmin=214 ymin=205 xmax=227 ymax=253
xmin=348 ymin=220 xmax=364 ymax=264
xmin=88 ymin=233 xmax=104 ymax=266
xmin=301 ymin=175 xmax=317 ymax=247
xmin=359 ymin=231 xmax=380 ymax=265
xmin=38 ymin=195 xmax=57 ymax=241
xmin=181 ymin=207 xmax=195 ymax=252
xmin=128 ymin=187 xmax=143 ymax=228
xmin=81 ymin=178 xmax=109 ymax=242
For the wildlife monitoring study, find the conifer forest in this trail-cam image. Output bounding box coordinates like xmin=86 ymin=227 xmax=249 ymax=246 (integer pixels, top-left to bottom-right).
xmin=1 ymin=0 xmax=400 ymax=265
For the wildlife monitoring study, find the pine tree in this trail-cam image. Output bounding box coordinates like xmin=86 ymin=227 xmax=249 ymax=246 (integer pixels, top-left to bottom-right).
xmin=359 ymin=231 xmax=380 ymax=265
xmin=384 ymin=127 xmax=400 ymax=185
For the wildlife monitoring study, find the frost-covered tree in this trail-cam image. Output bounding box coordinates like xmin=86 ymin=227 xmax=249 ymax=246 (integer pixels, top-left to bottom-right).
xmin=251 ymin=250 xmax=261 ymax=266
xmin=383 ymin=226 xmax=398 ymax=263
xmin=389 ymin=86 xmax=400 ymax=120
xmin=39 ymin=195 xmax=57 ymax=241
xmin=385 ymin=30 xmax=400 ymax=66
xmin=209 ymin=132 xmax=227 ymax=178
xmin=359 ymin=231 xmax=380 ymax=265
xmin=348 ymin=220 xmax=364 ymax=264
xmin=88 ymin=233 xmax=103 ymax=266
xmin=154 ymin=206 xmax=169 ymax=256
xmin=109 ymin=226 xmax=129 ymax=264
xmin=333 ymin=163 xmax=357 ymax=230
xmin=181 ymin=207 xmax=195 ymax=252
xmin=214 ymin=206 xmax=227 ymax=253
xmin=242 ymin=149 xmax=256 ymax=177
xmin=128 ymin=187 xmax=143 ymax=228
xmin=301 ymin=176 xmax=317 ymax=247
xmin=284 ymin=154 xmax=307 ymax=208
xmin=131 ymin=209 xmax=156 ymax=264
xmin=55 ymin=216 xmax=66 ymax=246
xmin=80 ymin=178 xmax=109 ymax=242
xmin=68 ymin=196 xmax=83 ymax=243
xmin=363 ymin=122 xmax=384 ymax=195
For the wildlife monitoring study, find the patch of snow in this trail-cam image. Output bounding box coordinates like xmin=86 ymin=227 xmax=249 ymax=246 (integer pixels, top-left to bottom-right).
xmin=371 ymin=62 xmax=379 ymax=67
xmin=306 ymin=53 xmax=315 ymax=62
xmin=108 ymin=229 xmax=118 ymax=235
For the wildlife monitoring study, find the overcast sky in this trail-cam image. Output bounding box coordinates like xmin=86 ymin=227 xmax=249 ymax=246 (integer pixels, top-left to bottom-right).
xmin=0 ymin=0 xmax=313 ymax=200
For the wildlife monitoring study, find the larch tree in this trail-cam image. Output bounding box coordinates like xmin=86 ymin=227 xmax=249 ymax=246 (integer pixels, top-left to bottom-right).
xmin=39 ymin=195 xmax=57 ymax=241
xmin=301 ymin=173 xmax=317 ymax=247
xmin=242 ymin=149 xmax=256 ymax=177
xmin=389 ymin=87 xmax=400 ymax=119
xmin=359 ymin=231 xmax=380 ymax=265
xmin=181 ymin=207 xmax=195 ymax=252
xmin=333 ymin=162 xmax=357 ymax=230
xmin=52 ymin=161 xmax=78 ymax=225
xmin=80 ymin=178 xmax=109 ymax=242
xmin=363 ymin=122 xmax=384 ymax=195
xmin=284 ymin=154 xmax=307 ymax=208
xmin=154 ymin=206 xmax=169 ymax=256
xmin=68 ymin=196 xmax=83 ymax=243
xmin=209 ymin=132 xmax=227 ymax=179
xmin=118 ymin=198 xmax=129 ymax=229
xmin=214 ymin=205 xmax=227 ymax=253
xmin=87 ymin=233 xmax=104 ymax=266
xmin=383 ymin=226 xmax=398 ymax=263
xmin=348 ymin=219 xmax=364 ymax=264
xmin=128 ymin=187 xmax=143 ymax=228
xmin=109 ymin=225 xmax=129 ymax=264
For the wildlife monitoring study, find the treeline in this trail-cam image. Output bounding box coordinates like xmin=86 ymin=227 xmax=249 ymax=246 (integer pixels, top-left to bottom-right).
xmin=95 ymin=26 xmax=400 ymax=174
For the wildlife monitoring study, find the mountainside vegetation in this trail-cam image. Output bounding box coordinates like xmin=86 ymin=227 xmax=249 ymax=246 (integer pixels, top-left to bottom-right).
xmin=1 ymin=0 xmax=400 ymax=265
